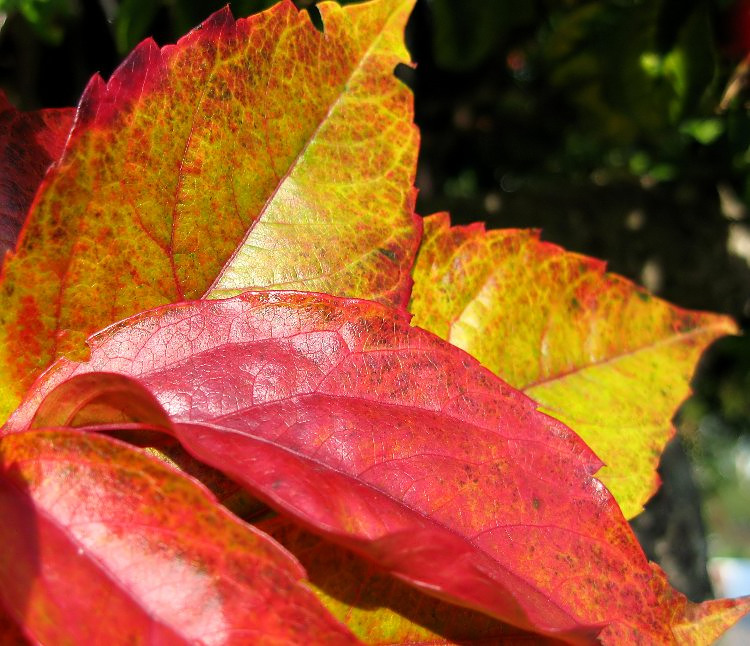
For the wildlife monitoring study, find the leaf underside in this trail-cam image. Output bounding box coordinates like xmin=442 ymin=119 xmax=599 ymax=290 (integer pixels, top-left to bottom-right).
xmin=260 ymin=515 xmax=568 ymax=645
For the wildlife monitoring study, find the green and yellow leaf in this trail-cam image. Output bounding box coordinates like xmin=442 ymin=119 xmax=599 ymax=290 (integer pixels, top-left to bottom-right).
xmin=0 ymin=0 xmax=420 ymax=422
xmin=410 ymin=212 xmax=737 ymax=518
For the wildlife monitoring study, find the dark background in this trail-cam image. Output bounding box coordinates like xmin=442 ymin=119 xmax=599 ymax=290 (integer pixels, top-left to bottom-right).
xmin=3 ymin=0 xmax=750 ymax=600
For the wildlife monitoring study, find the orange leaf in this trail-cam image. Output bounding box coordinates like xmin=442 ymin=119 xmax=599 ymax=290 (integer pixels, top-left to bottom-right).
xmin=0 ymin=0 xmax=420 ymax=422
xmin=410 ymin=213 xmax=737 ymax=518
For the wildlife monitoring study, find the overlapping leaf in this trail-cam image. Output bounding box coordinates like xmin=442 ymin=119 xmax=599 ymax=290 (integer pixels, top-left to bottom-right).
xmin=6 ymin=291 xmax=748 ymax=643
xmin=0 ymin=92 xmax=73 ymax=256
xmin=409 ymin=212 xmax=737 ymax=518
xmin=264 ymin=518 xmax=750 ymax=644
xmin=260 ymin=516 xmax=567 ymax=645
xmin=0 ymin=428 xmax=358 ymax=644
xmin=0 ymin=0 xmax=420 ymax=422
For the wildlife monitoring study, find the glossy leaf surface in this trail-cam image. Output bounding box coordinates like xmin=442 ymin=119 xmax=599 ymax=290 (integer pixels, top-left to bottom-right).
xmin=0 ymin=429 xmax=358 ymax=644
xmin=7 ymin=291 xmax=748 ymax=643
xmin=410 ymin=213 xmax=737 ymax=518
xmin=0 ymin=0 xmax=420 ymax=421
xmin=0 ymin=92 xmax=73 ymax=256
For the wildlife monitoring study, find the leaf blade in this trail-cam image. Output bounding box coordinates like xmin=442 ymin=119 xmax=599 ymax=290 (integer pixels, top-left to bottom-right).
xmin=260 ymin=515 xmax=569 ymax=645
xmin=409 ymin=213 xmax=737 ymax=518
xmin=0 ymin=0 xmax=420 ymax=421
xmin=0 ymin=92 xmax=73 ymax=256
xmin=8 ymin=291 xmax=747 ymax=642
xmin=0 ymin=428 xmax=358 ymax=644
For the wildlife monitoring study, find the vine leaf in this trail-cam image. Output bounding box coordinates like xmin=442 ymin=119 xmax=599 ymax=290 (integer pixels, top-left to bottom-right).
xmin=0 ymin=429 xmax=359 ymax=644
xmin=6 ymin=291 xmax=748 ymax=643
xmin=0 ymin=0 xmax=420 ymax=422
xmin=409 ymin=213 xmax=737 ymax=518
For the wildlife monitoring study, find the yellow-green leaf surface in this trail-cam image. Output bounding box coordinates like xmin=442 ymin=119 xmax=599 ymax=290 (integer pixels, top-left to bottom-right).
xmin=651 ymin=564 xmax=750 ymax=646
xmin=0 ymin=0 xmax=420 ymax=422
xmin=410 ymin=212 xmax=737 ymax=518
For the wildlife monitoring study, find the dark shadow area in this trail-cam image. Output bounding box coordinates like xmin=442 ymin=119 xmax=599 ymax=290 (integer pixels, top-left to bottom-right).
xmin=263 ymin=517 xmax=569 ymax=645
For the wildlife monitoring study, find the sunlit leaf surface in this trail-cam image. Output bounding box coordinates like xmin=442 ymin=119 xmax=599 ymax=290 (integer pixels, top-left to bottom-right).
xmin=6 ymin=291 xmax=747 ymax=643
xmin=0 ymin=429 xmax=358 ymax=644
xmin=0 ymin=92 xmax=73 ymax=256
xmin=410 ymin=213 xmax=737 ymax=517
xmin=0 ymin=0 xmax=420 ymax=421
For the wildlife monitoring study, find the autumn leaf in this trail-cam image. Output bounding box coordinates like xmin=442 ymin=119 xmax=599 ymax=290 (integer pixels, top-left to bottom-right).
xmin=409 ymin=212 xmax=737 ymax=518
xmin=0 ymin=428 xmax=358 ymax=644
xmin=0 ymin=0 xmax=420 ymax=422
xmin=260 ymin=515 xmax=567 ymax=645
xmin=0 ymin=91 xmax=73 ymax=257
xmin=7 ymin=291 xmax=748 ymax=643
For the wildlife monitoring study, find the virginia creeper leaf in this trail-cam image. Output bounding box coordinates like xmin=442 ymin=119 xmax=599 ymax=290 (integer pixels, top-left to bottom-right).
xmin=7 ymin=291 xmax=748 ymax=643
xmin=0 ymin=92 xmax=73 ymax=257
xmin=0 ymin=428 xmax=358 ymax=644
xmin=409 ymin=212 xmax=738 ymax=518
xmin=259 ymin=515 xmax=567 ymax=645
xmin=0 ymin=0 xmax=420 ymax=422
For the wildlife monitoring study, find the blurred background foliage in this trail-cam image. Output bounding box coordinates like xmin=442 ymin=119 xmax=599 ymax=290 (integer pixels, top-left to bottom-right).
xmin=2 ymin=0 xmax=750 ymax=591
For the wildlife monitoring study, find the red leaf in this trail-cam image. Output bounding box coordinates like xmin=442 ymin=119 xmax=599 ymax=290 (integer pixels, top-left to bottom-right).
xmin=8 ymin=291 xmax=745 ymax=642
xmin=0 ymin=429 xmax=358 ymax=644
xmin=0 ymin=92 xmax=73 ymax=256
xmin=0 ymin=605 xmax=27 ymax=645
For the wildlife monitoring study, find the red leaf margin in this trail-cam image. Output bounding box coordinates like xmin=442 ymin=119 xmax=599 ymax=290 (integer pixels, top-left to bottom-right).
xmin=0 ymin=92 xmax=73 ymax=257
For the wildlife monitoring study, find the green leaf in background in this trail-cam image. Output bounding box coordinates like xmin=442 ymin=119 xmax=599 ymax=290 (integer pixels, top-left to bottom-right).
xmin=0 ymin=0 xmax=76 ymax=43
xmin=427 ymin=0 xmax=534 ymax=70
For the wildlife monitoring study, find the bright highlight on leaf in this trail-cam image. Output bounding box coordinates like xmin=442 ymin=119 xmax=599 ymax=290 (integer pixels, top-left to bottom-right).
xmin=6 ymin=291 xmax=748 ymax=643
xmin=410 ymin=212 xmax=737 ymax=518
xmin=0 ymin=91 xmax=73 ymax=256
xmin=0 ymin=429 xmax=358 ymax=644
xmin=0 ymin=0 xmax=420 ymax=422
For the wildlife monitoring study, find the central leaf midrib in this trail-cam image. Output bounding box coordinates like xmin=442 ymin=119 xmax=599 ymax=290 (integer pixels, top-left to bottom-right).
xmin=523 ymin=323 xmax=730 ymax=391
xmin=205 ymin=7 xmax=401 ymax=297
